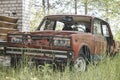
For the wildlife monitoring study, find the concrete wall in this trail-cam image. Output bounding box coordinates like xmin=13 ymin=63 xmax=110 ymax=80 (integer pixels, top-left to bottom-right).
xmin=0 ymin=0 xmax=30 ymax=31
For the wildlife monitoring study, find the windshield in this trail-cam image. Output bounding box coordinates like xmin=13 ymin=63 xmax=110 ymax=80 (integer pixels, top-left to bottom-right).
xmin=37 ymin=16 xmax=91 ymax=32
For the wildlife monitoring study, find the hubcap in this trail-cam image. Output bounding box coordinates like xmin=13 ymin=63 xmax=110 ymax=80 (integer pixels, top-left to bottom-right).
xmin=74 ymin=57 xmax=86 ymax=72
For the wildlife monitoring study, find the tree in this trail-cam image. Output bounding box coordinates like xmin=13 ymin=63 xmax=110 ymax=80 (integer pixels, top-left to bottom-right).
xmin=74 ymin=0 xmax=77 ymax=14
xmin=42 ymin=0 xmax=50 ymax=15
xmin=29 ymin=0 xmax=120 ymax=41
xmin=83 ymin=0 xmax=88 ymax=15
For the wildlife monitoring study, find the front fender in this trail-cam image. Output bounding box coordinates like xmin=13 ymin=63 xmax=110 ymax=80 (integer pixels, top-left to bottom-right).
xmin=73 ymin=42 xmax=90 ymax=60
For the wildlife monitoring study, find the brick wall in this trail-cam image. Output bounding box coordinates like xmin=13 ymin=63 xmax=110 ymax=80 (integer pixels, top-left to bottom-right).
xmin=0 ymin=0 xmax=30 ymax=31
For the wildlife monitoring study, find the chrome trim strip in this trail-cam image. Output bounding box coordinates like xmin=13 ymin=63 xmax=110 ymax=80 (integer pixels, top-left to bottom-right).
xmin=6 ymin=51 xmax=22 ymax=54
xmin=6 ymin=47 xmax=69 ymax=58
xmin=6 ymin=47 xmax=67 ymax=54
xmin=55 ymin=55 xmax=67 ymax=58
xmin=6 ymin=51 xmax=68 ymax=58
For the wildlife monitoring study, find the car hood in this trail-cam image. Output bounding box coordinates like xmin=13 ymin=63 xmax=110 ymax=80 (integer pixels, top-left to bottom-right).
xmin=8 ymin=30 xmax=86 ymax=36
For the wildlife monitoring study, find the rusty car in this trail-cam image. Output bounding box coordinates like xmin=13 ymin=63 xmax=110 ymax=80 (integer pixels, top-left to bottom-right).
xmin=4 ymin=15 xmax=118 ymax=71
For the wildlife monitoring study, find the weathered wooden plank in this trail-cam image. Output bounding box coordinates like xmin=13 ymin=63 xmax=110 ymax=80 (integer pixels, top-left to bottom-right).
xmin=0 ymin=33 xmax=7 ymax=36
xmin=0 ymin=16 xmax=19 ymax=41
xmin=0 ymin=16 xmax=18 ymax=23
xmin=0 ymin=35 xmax=7 ymax=41
xmin=0 ymin=27 xmax=18 ymax=34
xmin=0 ymin=21 xmax=17 ymax=29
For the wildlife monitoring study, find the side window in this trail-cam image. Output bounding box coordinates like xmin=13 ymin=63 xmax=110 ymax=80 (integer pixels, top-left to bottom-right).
xmin=93 ymin=19 xmax=102 ymax=35
xmin=44 ymin=20 xmax=55 ymax=30
xmin=40 ymin=20 xmax=46 ymax=31
xmin=40 ymin=20 xmax=55 ymax=31
xmin=102 ymin=23 xmax=110 ymax=37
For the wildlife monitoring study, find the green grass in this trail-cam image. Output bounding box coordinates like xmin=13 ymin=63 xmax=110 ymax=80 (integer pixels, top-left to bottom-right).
xmin=0 ymin=54 xmax=120 ymax=80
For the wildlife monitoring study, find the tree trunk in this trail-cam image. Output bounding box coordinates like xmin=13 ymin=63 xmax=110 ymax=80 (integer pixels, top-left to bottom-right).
xmin=74 ymin=0 xmax=77 ymax=14
xmin=42 ymin=0 xmax=45 ymax=16
xmin=47 ymin=0 xmax=50 ymax=15
xmin=84 ymin=0 xmax=88 ymax=15
xmin=105 ymin=1 xmax=109 ymax=21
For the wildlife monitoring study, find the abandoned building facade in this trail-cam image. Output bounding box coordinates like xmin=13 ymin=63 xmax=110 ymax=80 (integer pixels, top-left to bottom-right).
xmin=0 ymin=0 xmax=30 ymax=31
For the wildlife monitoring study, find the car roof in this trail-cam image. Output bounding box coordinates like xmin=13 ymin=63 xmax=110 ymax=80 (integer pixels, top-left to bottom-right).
xmin=45 ymin=15 xmax=93 ymax=22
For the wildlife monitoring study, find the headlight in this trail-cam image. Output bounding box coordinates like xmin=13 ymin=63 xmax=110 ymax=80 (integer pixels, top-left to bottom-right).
xmin=11 ymin=37 xmax=22 ymax=43
xmin=8 ymin=35 xmax=23 ymax=44
xmin=53 ymin=37 xmax=71 ymax=47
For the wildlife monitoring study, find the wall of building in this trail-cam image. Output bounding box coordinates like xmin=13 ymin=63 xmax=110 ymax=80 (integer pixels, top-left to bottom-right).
xmin=0 ymin=0 xmax=30 ymax=31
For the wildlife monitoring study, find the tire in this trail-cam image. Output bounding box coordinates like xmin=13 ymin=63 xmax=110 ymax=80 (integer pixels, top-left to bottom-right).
xmin=74 ymin=55 xmax=86 ymax=72
xmin=73 ymin=47 xmax=90 ymax=72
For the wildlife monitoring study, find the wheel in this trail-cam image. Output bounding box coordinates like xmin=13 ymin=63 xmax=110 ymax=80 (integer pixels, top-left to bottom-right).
xmin=73 ymin=46 xmax=91 ymax=72
xmin=74 ymin=56 xmax=86 ymax=72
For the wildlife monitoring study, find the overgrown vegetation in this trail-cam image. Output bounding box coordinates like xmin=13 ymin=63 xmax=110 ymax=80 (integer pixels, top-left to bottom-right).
xmin=0 ymin=54 xmax=120 ymax=80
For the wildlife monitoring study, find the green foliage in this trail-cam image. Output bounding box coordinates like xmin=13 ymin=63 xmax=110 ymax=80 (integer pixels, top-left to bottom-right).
xmin=29 ymin=0 xmax=120 ymax=39
xmin=115 ymin=29 xmax=120 ymax=41
xmin=0 ymin=54 xmax=120 ymax=80
xmin=30 ymin=8 xmax=44 ymax=31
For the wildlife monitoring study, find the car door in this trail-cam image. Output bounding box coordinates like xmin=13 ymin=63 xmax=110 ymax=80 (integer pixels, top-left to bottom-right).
xmin=93 ymin=18 xmax=107 ymax=55
xmin=101 ymin=21 xmax=114 ymax=54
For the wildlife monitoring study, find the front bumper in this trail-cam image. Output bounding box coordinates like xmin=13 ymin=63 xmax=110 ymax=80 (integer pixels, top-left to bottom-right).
xmin=5 ymin=47 xmax=74 ymax=64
